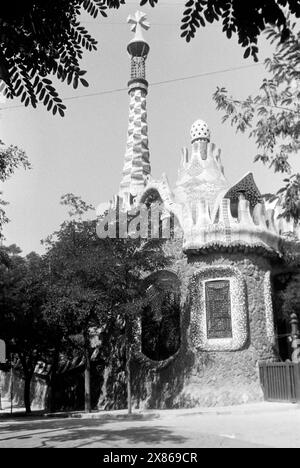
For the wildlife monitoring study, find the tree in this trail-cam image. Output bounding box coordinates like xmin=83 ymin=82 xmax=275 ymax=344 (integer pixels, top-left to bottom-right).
xmin=0 ymin=194 xmax=173 ymax=413
xmin=0 ymin=141 xmax=30 ymax=238
xmin=43 ymin=194 xmax=111 ymax=412
xmin=139 ymin=0 xmax=300 ymax=61
xmin=0 ymin=247 xmax=49 ymax=414
xmin=213 ymin=20 xmax=300 ymax=222
xmin=178 ymin=0 xmax=300 ymax=61
xmin=44 ymin=194 xmax=171 ymax=413
xmin=95 ymin=204 xmax=173 ymax=413
xmin=0 ymin=0 xmax=111 ymax=116
xmin=43 ymin=201 xmax=92 ymax=412
xmin=101 ymin=236 xmax=170 ymax=414
xmin=44 ymin=284 xmax=107 ymax=413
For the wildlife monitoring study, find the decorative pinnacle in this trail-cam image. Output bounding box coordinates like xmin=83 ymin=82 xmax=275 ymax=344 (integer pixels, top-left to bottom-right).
xmin=127 ymin=11 xmax=150 ymax=43
xmin=190 ymin=119 xmax=211 ymax=143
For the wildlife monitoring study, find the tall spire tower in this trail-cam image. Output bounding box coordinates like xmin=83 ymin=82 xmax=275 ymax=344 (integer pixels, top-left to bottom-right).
xmin=119 ymin=11 xmax=151 ymax=206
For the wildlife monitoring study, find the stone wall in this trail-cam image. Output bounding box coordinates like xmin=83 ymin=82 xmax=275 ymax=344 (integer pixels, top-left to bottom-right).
xmin=0 ymin=370 xmax=47 ymax=410
xmin=131 ymin=252 xmax=278 ymax=408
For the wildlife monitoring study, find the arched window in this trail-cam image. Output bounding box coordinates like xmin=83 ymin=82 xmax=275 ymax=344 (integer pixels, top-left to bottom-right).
xmin=141 ymin=271 xmax=181 ymax=361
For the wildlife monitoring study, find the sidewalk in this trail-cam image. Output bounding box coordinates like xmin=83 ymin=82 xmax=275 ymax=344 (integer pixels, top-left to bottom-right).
xmin=0 ymin=397 xmax=43 ymax=417
xmin=47 ymin=401 xmax=300 ymax=420
xmin=1 ymin=400 xmax=300 ymax=448
xmin=1 ymin=397 xmax=298 ymax=421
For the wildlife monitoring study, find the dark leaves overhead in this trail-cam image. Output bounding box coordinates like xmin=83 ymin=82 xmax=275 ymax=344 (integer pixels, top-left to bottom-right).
xmin=139 ymin=0 xmax=300 ymax=61
xmin=0 ymin=1 xmax=111 ymax=117
xmin=179 ymin=0 xmax=300 ymax=61
xmin=140 ymin=0 xmax=159 ymax=6
xmin=2 ymin=0 xmax=299 ymax=116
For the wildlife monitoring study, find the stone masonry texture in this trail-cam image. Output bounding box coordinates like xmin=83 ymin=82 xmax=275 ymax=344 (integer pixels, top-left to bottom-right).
xmin=131 ymin=252 xmax=278 ymax=408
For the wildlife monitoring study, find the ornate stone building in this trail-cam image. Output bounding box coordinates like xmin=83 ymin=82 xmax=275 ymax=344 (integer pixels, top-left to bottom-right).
xmin=99 ymin=12 xmax=300 ymax=408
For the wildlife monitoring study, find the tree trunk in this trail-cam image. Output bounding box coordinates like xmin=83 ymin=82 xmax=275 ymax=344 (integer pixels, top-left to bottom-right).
xmin=24 ymin=373 xmax=32 ymax=415
xmin=47 ymin=348 xmax=60 ymax=413
xmin=126 ymin=343 xmax=132 ymax=415
xmin=84 ymin=346 xmax=91 ymax=413
xmin=125 ymin=315 xmax=132 ymax=415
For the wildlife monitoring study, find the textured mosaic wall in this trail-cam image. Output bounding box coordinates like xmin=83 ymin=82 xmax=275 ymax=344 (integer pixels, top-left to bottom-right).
xmin=130 ymin=252 xmax=279 ymax=409
xmin=264 ymin=271 xmax=276 ymax=346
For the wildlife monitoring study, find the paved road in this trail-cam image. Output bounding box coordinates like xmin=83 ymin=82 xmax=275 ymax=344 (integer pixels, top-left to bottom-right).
xmin=0 ymin=404 xmax=300 ymax=448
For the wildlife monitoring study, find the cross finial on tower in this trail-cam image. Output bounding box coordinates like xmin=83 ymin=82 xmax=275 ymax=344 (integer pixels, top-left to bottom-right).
xmin=127 ymin=11 xmax=150 ymax=42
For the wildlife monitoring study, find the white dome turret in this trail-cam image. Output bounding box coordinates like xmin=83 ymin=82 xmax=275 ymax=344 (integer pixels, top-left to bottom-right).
xmin=190 ymin=119 xmax=211 ymax=143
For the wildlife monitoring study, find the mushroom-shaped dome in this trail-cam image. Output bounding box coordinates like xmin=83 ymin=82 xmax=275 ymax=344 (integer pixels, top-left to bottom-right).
xmin=190 ymin=119 xmax=211 ymax=143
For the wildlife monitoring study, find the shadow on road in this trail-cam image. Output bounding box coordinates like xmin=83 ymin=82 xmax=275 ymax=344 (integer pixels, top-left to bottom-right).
xmin=0 ymin=416 xmax=272 ymax=448
xmin=0 ymin=418 xmax=187 ymax=448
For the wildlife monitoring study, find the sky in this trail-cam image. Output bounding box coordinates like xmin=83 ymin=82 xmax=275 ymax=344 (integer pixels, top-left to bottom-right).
xmin=1 ymin=0 xmax=299 ymax=255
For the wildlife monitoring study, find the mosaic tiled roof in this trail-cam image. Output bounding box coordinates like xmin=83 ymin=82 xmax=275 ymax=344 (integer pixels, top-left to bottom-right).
xmin=225 ymin=172 xmax=262 ymax=207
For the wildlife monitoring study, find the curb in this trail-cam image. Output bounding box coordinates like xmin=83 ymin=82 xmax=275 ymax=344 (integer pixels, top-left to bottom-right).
xmin=43 ymin=402 xmax=300 ymax=420
xmin=1 ymin=402 xmax=300 ymax=421
xmin=43 ymin=411 xmax=161 ymax=421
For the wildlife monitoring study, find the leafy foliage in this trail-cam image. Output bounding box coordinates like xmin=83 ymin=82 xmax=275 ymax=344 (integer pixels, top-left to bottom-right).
xmin=0 ymin=196 xmax=9 ymax=236
xmin=0 ymin=1 xmax=113 ymax=116
xmin=2 ymin=1 xmax=299 ymax=117
xmin=43 ymin=194 xmax=170 ymax=409
xmin=60 ymin=193 xmax=94 ymax=219
xmin=179 ymin=0 xmax=300 ymax=61
xmin=280 ymin=274 xmax=300 ymax=322
xmin=0 ymin=191 xmax=173 ymax=411
xmin=277 ymin=175 xmax=300 ymax=221
xmin=0 ymin=140 xmax=30 ymax=182
xmin=0 ymin=140 xmax=30 ymax=237
xmin=213 ymin=21 xmax=300 ymax=221
xmin=127 ymin=0 xmax=300 ymax=62
xmin=0 ymin=247 xmax=50 ymax=412
xmin=140 ymin=0 xmax=159 ymax=7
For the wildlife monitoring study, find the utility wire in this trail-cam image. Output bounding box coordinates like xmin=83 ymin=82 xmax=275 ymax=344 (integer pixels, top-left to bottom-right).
xmin=82 ymin=21 xmax=183 ymax=25
xmin=0 ymin=63 xmax=263 ymax=111
xmin=149 ymin=63 xmax=262 ymax=87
